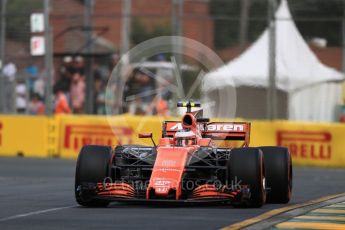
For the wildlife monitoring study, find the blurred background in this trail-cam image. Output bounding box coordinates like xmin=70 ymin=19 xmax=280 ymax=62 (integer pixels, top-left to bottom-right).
xmin=0 ymin=0 xmax=344 ymax=121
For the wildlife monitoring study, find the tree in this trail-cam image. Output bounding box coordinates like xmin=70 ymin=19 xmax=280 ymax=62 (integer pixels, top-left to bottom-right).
xmin=209 ymin=0 xmax=267 ymax=49
xmin=289 ymin=0 xmax=343 ymax=46
xmin=131 ymin=18 xmax=171 ymax=45
xmin=209 ymin=0 xmax=344 ymax=49
xmin=3 ymin=0 xmax=42 ymax=42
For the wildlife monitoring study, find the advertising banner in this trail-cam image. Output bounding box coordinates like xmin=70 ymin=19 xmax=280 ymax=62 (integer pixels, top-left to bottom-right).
xmin=0 ymin=116 xmax=48 ymax=157
xmin=0 ymin=114 xmax=344 ymax=167
xmin=58 ymin=115 xmax=166 ymax=158
xmin=251 ymin=121 xmax=345 ymax=167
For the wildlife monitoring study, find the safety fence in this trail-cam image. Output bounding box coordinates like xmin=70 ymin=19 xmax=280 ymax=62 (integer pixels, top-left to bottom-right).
xmin=0 ymin=115 xmax=344 ymax=167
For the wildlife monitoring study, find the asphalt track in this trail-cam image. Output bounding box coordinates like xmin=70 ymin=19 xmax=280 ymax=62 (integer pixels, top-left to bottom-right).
xmin=0 ymin=157 xmax=344 ymax=230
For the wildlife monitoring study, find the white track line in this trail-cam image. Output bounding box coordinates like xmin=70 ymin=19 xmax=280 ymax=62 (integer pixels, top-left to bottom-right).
xmin=0 ymin=205 xmax=77 ymax=222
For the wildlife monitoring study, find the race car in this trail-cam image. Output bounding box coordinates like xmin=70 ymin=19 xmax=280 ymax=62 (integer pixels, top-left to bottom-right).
xmin=75 ymin=101 xmax=292 ymax=207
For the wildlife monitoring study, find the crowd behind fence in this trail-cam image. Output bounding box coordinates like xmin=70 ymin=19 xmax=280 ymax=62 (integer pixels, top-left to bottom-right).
xmin=0 ymin=0 xmax=344 ymax=121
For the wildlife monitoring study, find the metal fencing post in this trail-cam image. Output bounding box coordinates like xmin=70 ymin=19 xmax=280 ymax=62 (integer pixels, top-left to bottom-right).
xmin=239 ymin=0 xmax=250 ymax=52
xmin=0 ymin=0 xmax=7 ymax=113
xmin=84 ymin=0 xmax=94 ymax=114
xmin=267 ymin=0 xmax=277 ymax=120
xmin=171 ymin=0 xmax=184 ymax=107
xmin=115 ymin=0 xmax=131 ymax=115
xmin=342 ymin=2 xmax=345 ymax=75
xmin=44 ymin=0 xmax=53 ymax=115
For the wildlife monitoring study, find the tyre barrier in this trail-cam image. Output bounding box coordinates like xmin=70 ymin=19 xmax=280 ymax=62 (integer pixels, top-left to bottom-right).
xmin=0 ymin=115 xmax=344 ymax=167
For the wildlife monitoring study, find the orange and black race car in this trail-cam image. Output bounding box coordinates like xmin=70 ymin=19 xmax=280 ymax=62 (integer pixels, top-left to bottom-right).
xmin=75 ymin=101 xmax=292 ymax=207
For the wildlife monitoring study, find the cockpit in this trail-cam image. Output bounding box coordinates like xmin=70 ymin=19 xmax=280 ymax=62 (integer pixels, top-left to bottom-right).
xmin=174 ymin=129 xmax=197 ymax=146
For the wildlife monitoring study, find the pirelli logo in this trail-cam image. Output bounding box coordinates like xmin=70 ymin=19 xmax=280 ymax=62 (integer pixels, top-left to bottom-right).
xmin=63 ymin=124 xmax=133 ymax=151
xmin=0 ymin=122 xmax=2 ymax=146
xmin=277 ymin=131 xmax=332 ymax=160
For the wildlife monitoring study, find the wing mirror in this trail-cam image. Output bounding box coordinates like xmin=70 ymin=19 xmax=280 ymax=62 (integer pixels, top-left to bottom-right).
xmin=138 ymin=132 xmax=156 ymax=147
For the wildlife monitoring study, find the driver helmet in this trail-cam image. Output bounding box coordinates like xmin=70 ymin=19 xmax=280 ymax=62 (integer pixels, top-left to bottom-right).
xmin=175 ymin=129 xmax=196 ymax=146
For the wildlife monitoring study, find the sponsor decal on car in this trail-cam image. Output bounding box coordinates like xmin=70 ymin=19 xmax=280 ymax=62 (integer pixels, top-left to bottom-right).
xmin=207 ymin=124 xmax=245 ymax=132
xmin=167 ymin=122 xmax=183 ymax=131
xmin=63 ymin=124 xmax=133 ymax=151
xmin=156 ymin=168 xmax=181 ymax=173
xmin=167 ymin=122 xmax=245 ymax=132
xmin=154 ymin=180 xmax=172 ymax=187
xmin=152 ymin=178 xmax=177 ymax=194
xmin=161 ymin=160 xmax=177 ymax=167
xmin=277 ymin=130 xmax=332 ymax=160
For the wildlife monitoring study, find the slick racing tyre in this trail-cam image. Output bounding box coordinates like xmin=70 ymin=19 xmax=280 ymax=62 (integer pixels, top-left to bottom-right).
xmin=261 ymin=146 xmax=292 ymax=203
xmin=75 ymin=145 xmax=113 ymax=207
xmin=228 ymin=147 xmax=266 ymax=207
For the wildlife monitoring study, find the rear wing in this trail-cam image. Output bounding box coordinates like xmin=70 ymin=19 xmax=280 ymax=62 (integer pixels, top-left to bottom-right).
xmin=162 ymin=121 xmax=251 ymax=146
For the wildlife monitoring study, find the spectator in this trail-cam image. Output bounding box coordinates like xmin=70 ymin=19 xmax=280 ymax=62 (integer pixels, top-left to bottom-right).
xmin=2 ymin=61 xmax=17 ymax=113
xmin=124 ymin=69 xmax=155 ymax=115
xmin=94 ymin=62 xmax=110 ymax=83
xmin=15 ymin=79 xmax=27 ymax=114
xmin=157 ymin=69 xmax=174 ymax=101
xmin=122 ymin=69 xmax=141 ymax=115
xmin=96 ymin=83 xmax=114 ymax=115
xmin=33 ymin=73 xmax=45 ymax=99
xmin=109 ymin=53 xmax=119 ymax=72
xmin=25 ymin=61 xmax=39 ymax=94
xmin=154 ymin=97 xmax=169 ymax=116
xmin=2 ymin=61 xmax=17 ymax=81
xmin=70 ymin=73 xmax=85 ymax=113
xmin=58 ymin=56 xmax=74 ymax=93
xmin=54 ymin=83 xmax=71 ymax=114
xmin=148 ymin=82 xmax=170 ymax=116
xmin=73 ymin=56 xmax=85 ymax=75
xmin=25 ymin=62 xmax=39 ymax=77
xmin=28 ymin=93 xmax=45 ymax=115
xmin=93 ymin=76 xmax=103 ymax=114
xmin=136 ymin=70 xmax=155 ymax=104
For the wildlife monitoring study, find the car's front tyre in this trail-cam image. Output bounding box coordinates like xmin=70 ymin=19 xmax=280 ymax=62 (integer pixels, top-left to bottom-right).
xmin=75 ymin=145 xmax=112 ymax=207
xmin=261 ymin=146 xmax=292 ymax=203
xmin=228 ymin=147 xmax=266 ymax=207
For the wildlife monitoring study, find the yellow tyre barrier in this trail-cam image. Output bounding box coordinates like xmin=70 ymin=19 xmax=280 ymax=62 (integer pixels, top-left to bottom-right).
xmin=0 ymin=114 xmax=345 ymax=167
xmin=0 ymin=115 xmax=50 ymax=157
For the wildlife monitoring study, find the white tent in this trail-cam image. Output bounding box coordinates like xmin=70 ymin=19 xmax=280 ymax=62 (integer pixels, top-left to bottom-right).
xmin=202 ymin=0 xmax=344 ymax=121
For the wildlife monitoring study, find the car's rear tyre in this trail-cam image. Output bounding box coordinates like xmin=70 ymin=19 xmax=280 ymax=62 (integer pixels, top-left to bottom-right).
xmin=260 ymin=146 xmax=292 ymax=203
xmin=75 ymin=145 xmax=112 ymax=207
xmin=228 ymin=147 xmax=266 ymax=207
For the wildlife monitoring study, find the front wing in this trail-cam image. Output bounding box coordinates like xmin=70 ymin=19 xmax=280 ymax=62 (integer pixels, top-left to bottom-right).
xmin=78 ymin=181 xmax=251 ymax=205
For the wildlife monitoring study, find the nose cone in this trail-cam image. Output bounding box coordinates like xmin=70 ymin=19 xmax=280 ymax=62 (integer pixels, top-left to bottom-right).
xmin=146 ymin=147 xmax=193 ymax=199
xmin=151 ymin=178 xmax=176 ymax=197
